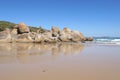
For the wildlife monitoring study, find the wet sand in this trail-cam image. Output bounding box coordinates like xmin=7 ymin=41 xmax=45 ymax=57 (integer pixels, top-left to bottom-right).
xmin=0 ymin=43 xmax=120 ymax=80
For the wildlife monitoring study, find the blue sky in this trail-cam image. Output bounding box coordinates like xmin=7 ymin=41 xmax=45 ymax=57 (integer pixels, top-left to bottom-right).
xmin=0 ymin=0 xmax=120 ymax=37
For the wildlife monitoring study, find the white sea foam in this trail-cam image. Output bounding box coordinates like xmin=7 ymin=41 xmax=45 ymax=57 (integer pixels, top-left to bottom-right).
xmin=111 ymin=39 xmax=120 ymax=42
xmin=94 ymin=38 xmax=120 ymax=45
xmin=96 ymin=39 xmax=110 ymax=41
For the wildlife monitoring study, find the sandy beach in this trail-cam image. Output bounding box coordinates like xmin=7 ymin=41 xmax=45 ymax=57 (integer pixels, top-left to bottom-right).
xmin=0 ymin=43 xmax=120 ymax=80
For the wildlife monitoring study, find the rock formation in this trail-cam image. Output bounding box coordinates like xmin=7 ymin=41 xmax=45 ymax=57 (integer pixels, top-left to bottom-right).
xmin=0 ymin=22 xmax=93 ymax=43
xmin=52 ymin=26 xmax=60 ymax=37
xmin=17 ymin=23 xmax=30 ymax=34
xmin=0 ymin=29 xmax=11 ymax=42
xmin=85 ymin=37 xmax=93 ymax=41
xmin=59 ymin=28 xmax=72 ymax=42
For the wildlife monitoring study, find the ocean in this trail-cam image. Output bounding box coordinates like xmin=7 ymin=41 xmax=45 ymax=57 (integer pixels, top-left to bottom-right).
xmin=93 ymin=37 xmax=120 ymax=45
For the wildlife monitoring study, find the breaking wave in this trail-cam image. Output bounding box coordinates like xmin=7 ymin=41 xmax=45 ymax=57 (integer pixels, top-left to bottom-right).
xmin=94 ymin=37 xmax=120 ymax=45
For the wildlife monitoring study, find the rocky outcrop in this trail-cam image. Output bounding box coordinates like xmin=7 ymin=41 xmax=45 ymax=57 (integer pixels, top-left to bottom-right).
xmin=34 ymin=34 xmax=43 ymax=42
xmin=79 ymin=32 xmax=85 ymax=40
xmin=42 ymin=30 xmax=59 ymax=43
xmin=10 ymin=28 xmax=18 ymax=42
xmin=17 ymin=23 xmax=30 ymax=34
xmin=85 ymin=37 xmax=93 ymax=41
xmin=71 ymin=30 xmax=82 ymax=42
xmin=63 ymin=27 xmax=71 ymax=34
xmin=0 ymin=29 xmax=11 ymax=42
xmin=59 ymin=28 xmax=85 ymax=42
xmin=0 ymin=22 xmax=93 ymax=43
xmin=16 ymin=33 xmax=34 ymax=42
xmin=52 ymin=26 xmax=60 ymax=37
xmin=59 ymin=28 xmax=72 ymax=42
xmin=59 ymin=31 xmax=72 ymax=42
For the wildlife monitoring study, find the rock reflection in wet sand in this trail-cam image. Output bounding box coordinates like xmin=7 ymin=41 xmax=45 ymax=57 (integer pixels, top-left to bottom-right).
xmin=0 ymin=43 xmax=84 ymax=63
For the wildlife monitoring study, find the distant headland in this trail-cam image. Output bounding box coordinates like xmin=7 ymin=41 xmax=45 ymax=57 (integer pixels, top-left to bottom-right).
xmin=0 ymin=21 xmax=93 ymax=43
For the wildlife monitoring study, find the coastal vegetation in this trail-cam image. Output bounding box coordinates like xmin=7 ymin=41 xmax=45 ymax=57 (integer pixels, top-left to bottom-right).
xmin=0 ymin=21 xmax=15 ymax=31
xmin=0 ymin=21 xmax=45 ymax=33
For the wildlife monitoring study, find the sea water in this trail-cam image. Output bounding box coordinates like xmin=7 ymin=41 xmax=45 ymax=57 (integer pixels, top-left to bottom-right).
xmin=93 ymin=37 xmax=120 ymax=45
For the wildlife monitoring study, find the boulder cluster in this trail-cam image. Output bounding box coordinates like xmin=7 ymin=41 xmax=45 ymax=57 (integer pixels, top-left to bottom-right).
xmin=0 ymin=23 xmax=93 ymax=43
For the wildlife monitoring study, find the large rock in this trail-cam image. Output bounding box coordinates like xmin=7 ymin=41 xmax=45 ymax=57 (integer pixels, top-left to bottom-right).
xmin=34 ymin=34 xmax=44 ymax=43
xmin=85 ymin=37 xmax=93 ymax=41
xmin=16 ymin=33 xmax=34 ymax=42
xmin=0 ymin=29 xmax=11 ymax=42
xmin=42 ymin=30 xmax=58 ymax=43
xmin=11 ymin=29 xmax=17 ymax=35
xmin=71 ymin=30 xmax=85 ymax=42
xmin=51 ymin=26 xmax=60 ymax=37
xmin=63 ymin=27 xmax=71 ymax=34
xmin=70 ymin=30 xmax=81 ymax=42
xmin=59 ymin=29 xmax=72 ymax=42
xmin=10 ymin=29 xmax=18 ymax=42
xmin=59 ymin=28 xmax=85 ymax=42
xmin=17 ymin=23 xmax=30 ymax=34
xmin=52 ymin=26 xmax=60 ymax=33
xmin=79 ymin=32 xmax=85 ymax=41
